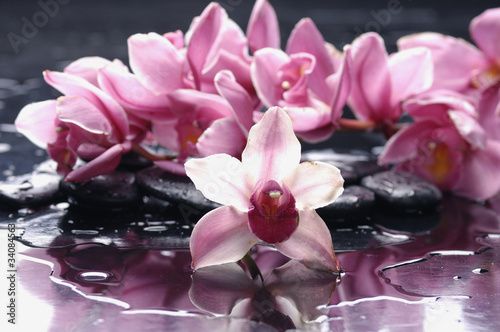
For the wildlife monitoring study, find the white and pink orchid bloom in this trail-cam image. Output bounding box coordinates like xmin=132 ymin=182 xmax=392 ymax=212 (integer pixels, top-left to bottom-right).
xmin=185 ymin=107 xmax=344 ymax=271
xmin=379 ymin=90 xmax=500 ymax=200
xmin=398 ymin=7 xmax=500 ymax=96
xmin=153 ymin=70 xmax=254 ymax=174
xmin=347 ymin=32 xmax=433 ymax=127
xmin=15 ymin=70 xmax=143 ymax=182
xmin=251 ymin=17 xmax=351 ymax=143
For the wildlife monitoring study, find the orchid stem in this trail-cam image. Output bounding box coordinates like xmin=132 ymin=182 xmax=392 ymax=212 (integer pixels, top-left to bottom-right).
xmin=131 ymin=143 xmax=176 ymax=162
xmin=241 ymin=253 xmax=263 ymax=282
xmin=338 ymin=118 xmax=377 ymax=132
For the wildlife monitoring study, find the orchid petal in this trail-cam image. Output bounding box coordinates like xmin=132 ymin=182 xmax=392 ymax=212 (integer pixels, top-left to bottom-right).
xmin=286 ymin=18 xmax=334 ymax=102
xmin=98 ymin=64 xmax=173 ymax=120
xmin=251 ymin=48 xmax=289 ymax=106
xmin=154 ymin=160 xmax=187 ymax=175
xmin=241 ymin=107 xmax=301 ymax=183
xmin=214 ymin=70 xmax=254 ymax=133
xmin=199 ymin=50 xmax=253 ymax=97
xmin=448 ymin=110 xmax=486 ymax=149
xmin=196 ymin=117 xmax=247 ymax=158
xmin=151 ymin=120 xmax=179 ymax=153
xmin=455 ymin=140 xmax=500 ymax=200
xmin=378 ymin=119 xmax=440 ymax=164
xmin=43 ymin=70 xmax=129 ymax=140
xmin=56 ymin=96 xmax=113 ymax=136
xmin=403 ymin=90 xmax=477 ymax=122
xmin=187 ymin=3 xmax=225 ymax=88
xmin=286 ymin=18 xmax=334 ymax=77
xmin=128 ymin=32 xmax=185 ymax=95
xmin=388 ymin=47 xmax=433 ymax=113
xmin=470 ymin=8 xmax=500 ymax=62
xmin=64 ymin=56 xmax=118 ymax=86
xmin=247 ymin=0 xmax=280 ymax=53
xmin=398 ymin=32 xmax=487 ymax=92
xmin=163 ymin=30 xmax=184 ymax=49
xmin=185 ymin=154 xmax=252 ymax=212
xmin=282 ymin=106 xmax=330 ymax=133
xmin=220 ymin=19 xmax=251 ymax=60
xmin=15 ymin=100 xmax=57 ymax=148
xmin=348 ymin=32 xmax=391 ymax=122
xmin=284 ymin=161 xmax=344 ymax=210
xmin=327 ymin=46 xmax=351 ymax=122
xmin=293 ymin=123 xmax=335 ymax=143
xmin=168 ymin=89 xmax=232 ymax=118
xmin=190 ymin=206 xmax=259 ymax=270
xmin=64 ymin=143 xmax=129 ymax=182
xmin=275 ymin=209 xmax=339 ymax=271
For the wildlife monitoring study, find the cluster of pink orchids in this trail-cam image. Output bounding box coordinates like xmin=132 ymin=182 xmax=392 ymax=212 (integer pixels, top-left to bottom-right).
xmin=13 ymin=1 xmax=500 ymax=270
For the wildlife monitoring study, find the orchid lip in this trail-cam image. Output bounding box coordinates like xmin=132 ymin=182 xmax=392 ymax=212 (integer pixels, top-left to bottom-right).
xmin=248 ymin=180 xmax=299 ymax=244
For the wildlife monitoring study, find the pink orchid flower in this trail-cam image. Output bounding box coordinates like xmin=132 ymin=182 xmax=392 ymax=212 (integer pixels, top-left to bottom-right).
xmin=251 ymin=15 xmax=351 ymax=143
xmin=398 ymin=8 xmax=500 ymax=96
xmin=347 ymin=32 xmax=433 ymax=128
xmin=126 ymin=2 xmax=259 ymax=109
xmin=185 ymin=107 xmax=344 ymax=271
xmin=15 ymin=70 xmax=143 ymax=182
xmin=378 ymin=90 xmax=500 ymax=200
xmin=153 ymin=70 xmax=254 ymax=175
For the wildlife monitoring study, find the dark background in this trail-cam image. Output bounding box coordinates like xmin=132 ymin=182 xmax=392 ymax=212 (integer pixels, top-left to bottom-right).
xmin=1 ymin=0 xmax=499 ymax=81
xmin=0 ymin=0 xmax=498 ymax=162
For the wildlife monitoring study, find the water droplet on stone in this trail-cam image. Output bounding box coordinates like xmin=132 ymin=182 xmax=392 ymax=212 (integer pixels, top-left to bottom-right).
xmin=472 ymin=268 xmax=488 ymax=274
xmin=71 ymin=229 xmax=99 ymax=235
xmin=144 ymin=225 xmax=168 ymax=232
xmin=76 ymin=271 xmax=113 ymax=282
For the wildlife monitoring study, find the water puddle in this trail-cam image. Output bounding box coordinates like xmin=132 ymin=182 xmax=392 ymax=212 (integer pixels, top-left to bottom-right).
xmin=7 ymin=193 xmax=500 ymax=331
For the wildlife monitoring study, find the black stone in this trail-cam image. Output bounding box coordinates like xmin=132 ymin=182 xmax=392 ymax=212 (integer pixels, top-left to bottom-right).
xmin=0 ymin=159 xmax=64 ymax=210
xmin=361 ymin=171 xmax=442 ymax=213
xmin=59 ymin=171 xmax=141 ymax=211
xmin=318 ymin=185 xmax=375 ymax=222
xmin=136 ymin=166 xmax=221 ymax=215
xmin=301 ymin=149 xmax=386 ymax=185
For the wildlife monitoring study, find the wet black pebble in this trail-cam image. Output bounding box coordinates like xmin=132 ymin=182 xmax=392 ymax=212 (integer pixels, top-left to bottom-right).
xmin=361 ymin=171 xmax=442 ymax=213
xmin=136 ymin=166 xmax=221 ymax=214
xmin=0 ymin=160 xmax=64 ymax=209
xmin=60 ymin=171 xmax=141 ymax=210
xmin=318 ymin=185 xmax=375 ymax=222
xmin=301 ymin=149 xmax=386 ymax=185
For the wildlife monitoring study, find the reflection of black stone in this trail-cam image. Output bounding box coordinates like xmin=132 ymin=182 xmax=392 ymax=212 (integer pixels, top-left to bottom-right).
xmin=0 ymin=160 xmax=64 ymax=210
xmin=318 ymin=185 xmax=375 ymax=222
xmin=361 ymin=171 xmax=442 ymax=213
xmin=60 ymin=171 xmax=141 ymax=211
xmin=136 ymin=166 xmax=221 ymax=215
xmin=373 ymin=211 xmax=442 ymax=235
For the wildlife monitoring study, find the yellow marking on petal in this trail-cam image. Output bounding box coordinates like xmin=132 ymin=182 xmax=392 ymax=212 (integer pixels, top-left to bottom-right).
xmin=422 ymin=143 xmax=455 ymax=184
xmin=472 ymin=64 xmax=500 ymax=89
xmin=281 ymin=81 xmax=291 ymax=90
xmin=268 ymin=191 xmax=281 ymax=199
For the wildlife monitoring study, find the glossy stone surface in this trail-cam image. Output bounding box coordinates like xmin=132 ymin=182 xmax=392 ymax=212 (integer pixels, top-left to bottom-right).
xmin=361 ymin=171 xmax=442 ymax=213
xmin=318 ymin=185 xmax=375 ymax=222
xmin=0 ymin=160 xmax=63 ymax=209
xmin=60 ymin=171 xmax=141 ymax=210
xmin=136 ymin=166 xmax=221 ymax=213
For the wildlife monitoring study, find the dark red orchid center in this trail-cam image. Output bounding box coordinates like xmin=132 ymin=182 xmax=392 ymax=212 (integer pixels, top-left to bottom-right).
xmin=248 ymin=180 xmax=299 ymax=244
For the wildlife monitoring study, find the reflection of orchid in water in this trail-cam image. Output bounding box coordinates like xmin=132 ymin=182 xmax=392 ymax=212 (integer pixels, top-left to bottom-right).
xmin=189 ymin=258 xmax=339 ymax=330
